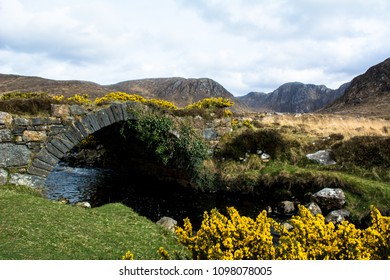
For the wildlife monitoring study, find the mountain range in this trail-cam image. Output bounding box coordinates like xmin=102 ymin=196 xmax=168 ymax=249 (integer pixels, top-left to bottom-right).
xmin=238 ymin=82 xmax=349 ymax=113
xmin=0 ymin=57 xmax=389 ymax=117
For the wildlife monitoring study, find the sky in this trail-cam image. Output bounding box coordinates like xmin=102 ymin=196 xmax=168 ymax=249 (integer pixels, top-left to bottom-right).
xmin=1 ymin=0 xmax=389 ymax=96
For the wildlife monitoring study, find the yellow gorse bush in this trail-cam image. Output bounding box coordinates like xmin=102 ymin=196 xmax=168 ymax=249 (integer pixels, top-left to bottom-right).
xmin=94 ymin=92 xmax=147 ymax=104
xmin=176 ymin=207 xmax=276 ymax=260
xmin=67 ymin=94 xmax=92 ymax=104
xmin=185 ymin=97 xmax=234 ymax=110
xmin=94 ymin=92 xmax=178 ymax=109
xmin=52 ymin=95 xmax=64 ymax=101
xmin=174 ymin=205 xmax=390 ymax=260
xmin=362 ymin=206 xmax=390 ymax=259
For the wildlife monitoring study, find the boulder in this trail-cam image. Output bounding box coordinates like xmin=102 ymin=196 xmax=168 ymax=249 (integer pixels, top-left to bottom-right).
xmin=306 ymin=150 xmax=336 ymax=165
xmin=311 ymin=188 xmax=346 ymax=212
xmin=325 ymin=209 xmax=350 ymax=224
xmin=156 ymin=216 xmax=177 ymax=232
xmin=305 ymin=202 xmax=322 ymax=216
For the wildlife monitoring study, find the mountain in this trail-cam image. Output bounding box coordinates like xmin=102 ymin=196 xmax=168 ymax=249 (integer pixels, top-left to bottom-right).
xmin=107 ymin=77 xmax=244 ymax=109
xmin=239 ymin=82 xmax=348 ymax=113
xmin=0 ymin=74 xmax=247 ymax=110
xmin=0 ymin=74 xmax=111 ymax=98
xmin=321 ymin=58 xmax=390 ymax=118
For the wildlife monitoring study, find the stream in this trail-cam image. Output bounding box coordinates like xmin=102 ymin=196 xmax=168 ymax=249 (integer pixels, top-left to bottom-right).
xmin=44 ymin=162 xmax=271 ymax=227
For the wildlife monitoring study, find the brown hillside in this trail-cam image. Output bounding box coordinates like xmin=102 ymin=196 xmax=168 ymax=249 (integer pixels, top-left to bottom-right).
xmin=321 ymin=58 xmax=390 ymax=118
xmin=0 ymin=74 xmax=111 ymax=98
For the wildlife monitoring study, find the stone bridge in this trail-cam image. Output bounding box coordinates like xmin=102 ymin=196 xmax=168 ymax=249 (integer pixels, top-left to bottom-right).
xmin=0 ymin=102 xmax=232 ymax=188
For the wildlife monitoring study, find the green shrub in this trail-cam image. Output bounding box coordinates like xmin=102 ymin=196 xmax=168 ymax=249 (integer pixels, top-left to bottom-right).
xmin=216 ymin=128 xmax=301 ymax=162
xmin=0 ymin=91 xmax=50 ymax=100
xmin=125 ymin=109 xmax=210 ymax=189
xmin=332 ymin=136 xmax=390 ymax=168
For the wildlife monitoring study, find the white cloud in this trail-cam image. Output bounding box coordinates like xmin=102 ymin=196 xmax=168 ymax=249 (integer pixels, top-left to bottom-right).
xmin=0 ymin=0 xmax=389 ymax=96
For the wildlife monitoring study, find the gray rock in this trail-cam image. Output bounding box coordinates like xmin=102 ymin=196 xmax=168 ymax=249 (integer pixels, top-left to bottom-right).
xmin=58 ymin=197 xmax=70 ymax=204
xmin=325 ymin=209 xmax=350 ymax=224
xmin=156 ymin=216 xmax=177 ymax=232
xmin=306 ymin=150 xmax=336 ymax=165
xmin=0 ymin=168 xmax=8 ymax=185
xmin=276 ymin=201 xmax=295 ymax=215
xmin=203 ymin=128 xmax=218 ymax=140
xmin=9 ymin=173 xmax=45 ymax=188
xmin=51 ymin=104 xmax=70 ymax=118
xmin=261 ymin=153 xmax=271 ymax=161
xmin=0 ymin=112 xmax=13 ymax=127
xmin=305 ymin=202 xmax=322 ymax=216
xmin=69 ymin=105 xmax=87 ymax=116
xmin=311 ymin=188 xmax=346 ymax=212
xmin=0 ymin=129 xmax=13 ymax=142
xmin=75 ymin=201 xmax=91 ymax=208
xmin=0 ymin=143 xmax=31 ymax=167
xmin=282 ymin=222 xmax=294 ymax=231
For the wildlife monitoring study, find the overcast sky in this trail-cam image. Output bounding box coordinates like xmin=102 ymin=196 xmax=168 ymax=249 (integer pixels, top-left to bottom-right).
xmin=1 ymin=0 xmax=389 ymax=96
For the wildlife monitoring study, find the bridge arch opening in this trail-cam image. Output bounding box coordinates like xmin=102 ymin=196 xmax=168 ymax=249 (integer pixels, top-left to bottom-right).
xmin=28 ymin=103 xmax=212 ymax=225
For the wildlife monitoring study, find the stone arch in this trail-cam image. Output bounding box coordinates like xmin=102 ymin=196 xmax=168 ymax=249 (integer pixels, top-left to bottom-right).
xmin=27 ymin=102 xmax=138 ymax=179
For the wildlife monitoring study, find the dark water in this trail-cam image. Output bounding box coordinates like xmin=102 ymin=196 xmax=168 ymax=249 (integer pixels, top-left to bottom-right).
xmin=45 ymin=163 xmax=270 ymax=227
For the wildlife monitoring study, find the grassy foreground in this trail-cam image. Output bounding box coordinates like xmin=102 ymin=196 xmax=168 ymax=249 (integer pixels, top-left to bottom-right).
xmin=0 ymin=185 xmax=187 ymax=260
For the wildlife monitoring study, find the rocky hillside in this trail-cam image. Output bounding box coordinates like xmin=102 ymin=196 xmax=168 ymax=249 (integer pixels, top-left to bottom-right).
xmin=107 ymin=77 xmax=246 ymax=109
xmin=0 ymin=74 xmax=111 ymax=98
xmin=239 ymin=82 xmax=348 ymax=113
xmin=321 ymin=58 xmax=390 ymax=118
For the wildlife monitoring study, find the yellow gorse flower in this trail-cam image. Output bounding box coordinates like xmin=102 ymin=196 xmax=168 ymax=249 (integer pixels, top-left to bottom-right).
xmin=174 ymin=205 xmax=390 ymax=260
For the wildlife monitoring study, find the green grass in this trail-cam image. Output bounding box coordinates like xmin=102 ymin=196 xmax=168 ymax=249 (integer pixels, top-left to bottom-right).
xmin=0 ymin=185 xmax=188 ymax=260
xmin=261 ymin=161 xmax=390 ymax=222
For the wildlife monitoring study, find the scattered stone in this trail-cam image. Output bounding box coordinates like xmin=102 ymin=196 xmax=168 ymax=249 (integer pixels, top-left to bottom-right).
xmin=261 ymin=153 xmax=271 ymax=161
xmin=75 ymin=201 xmax=91 ymax=208
xmin=306 ymin=150 xmax=336 ymax=165
xmin=156 ymin=216 xmax=177 ymax=232
xmin=282 ymin=222 xmax=294 ymax=231
xmin=58 ymin=197 xmax=70 ymax=204
xmin=305 ymin=202 xmax=322 ymax=216
xmin=276 ymin=201 xmax=295 ymax=215
xmin=325 ymin=209 xmax=350 ymax=224
xmin=311 ymin=188 xmax=346 ymax=212
xmin=0 ymin=168 xmax=8 ymax=185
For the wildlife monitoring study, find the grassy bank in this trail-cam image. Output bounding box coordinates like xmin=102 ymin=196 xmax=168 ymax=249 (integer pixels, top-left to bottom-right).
xmin=0 ymin=185 xmax=187 ymax=260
